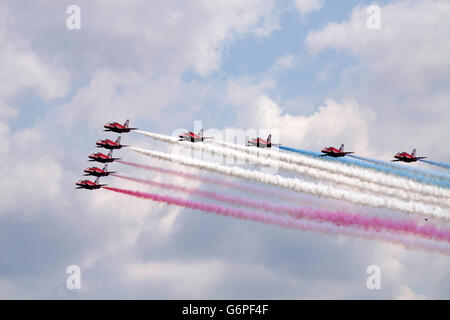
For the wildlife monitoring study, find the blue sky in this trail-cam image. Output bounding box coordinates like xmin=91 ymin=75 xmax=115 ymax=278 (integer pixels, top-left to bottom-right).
xmin=0 ymin=0 xmax=449 ymax=299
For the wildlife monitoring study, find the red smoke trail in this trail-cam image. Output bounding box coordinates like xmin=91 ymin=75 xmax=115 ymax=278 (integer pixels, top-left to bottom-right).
xmin=102 ymin=186 xmax=450 ymax=255
xmin=111 ymin=175 xmax=450 ymax=243
xmin=117 ymin=160 xmax=309 ymax=204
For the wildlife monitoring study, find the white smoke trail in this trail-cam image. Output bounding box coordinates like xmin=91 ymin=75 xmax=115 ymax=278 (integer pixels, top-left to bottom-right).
xmin=210 ymin=138 xmax=450 ymax=200
xmin=128 ymin=146 xmax=450 ymax=219
xmin=136 ymin=130 xmax=450 ymax=207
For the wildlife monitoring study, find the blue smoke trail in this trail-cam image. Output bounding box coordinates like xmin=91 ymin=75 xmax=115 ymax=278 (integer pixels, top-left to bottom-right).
xmin=278 ymin=146 xmax=450 ymax=189
xmin=348 ymin=154 xmax=450 ymax=181
xmin=419 ymin=159 xmax=450 ymax=170
xmin=278 ymin=146 xmax=323 ymax=158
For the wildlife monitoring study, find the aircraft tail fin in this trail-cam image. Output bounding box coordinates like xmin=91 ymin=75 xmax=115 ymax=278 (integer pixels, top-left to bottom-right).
xmin=412 ymin=148 xmax=416 ymax=157
xmin=108 ymin=150 xmax=113 ymax=158
xmin=267 ymin=134 xmax=272 ymax=144
xmin=116 ymin=136 xmax=121 ymax=144
xmin=124 ymin=119 xmax=129 ymax=128
xmin=339 ymin=144 xmax=344 ymax=152
xmin=198 ymin=129 xmax=204 ymax=137
xmin=103 ymin=164 xmax=108 ymax=171
xmin=95 ymin=177 xmax=100 ymax=184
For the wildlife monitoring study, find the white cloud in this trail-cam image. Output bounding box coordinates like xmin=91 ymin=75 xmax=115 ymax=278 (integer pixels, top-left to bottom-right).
xmin=305 ymin=0 xmax=450 ymax=94
xmin=0 ymin=124 xmax=64 ymax=218
xmin=0 ymin=4 xmax=69 ymax=218
xmin=124 ymin=259 xmax=224 ymax=298
xmin=0 ymin=4 xmax=69 ymax=101
xmin=268 ymin=53 xmax=295 ymax=75
xmin=304 ymin=0 xmax=450 ymax=160
xmin=294 ymin=0 xmax=323 ymax=17
xmin=76 ymin=0 xmax=279 ymax=77
xmin=394 ymin=285 xmax=428 ymax=300
xmin=0 ymin=49 xmax=69 ymax=100
xmin=225 ymin=77 xmax=375 ymax=152
xmin=36 ymin=0 xmax=281 ymax=131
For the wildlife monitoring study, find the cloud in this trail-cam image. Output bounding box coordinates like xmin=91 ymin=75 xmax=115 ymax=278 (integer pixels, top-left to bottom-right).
xmin=224 ymin=76 xmax=375 ymax=153
xmin=123 ymin=259 xmax=224 ymax=298
xmin=267 ymin=53 xmax=295 ymax=76
xmin=394 ymin=285 xmax=428 ymax=300
xmin=6 ymin=0 xmax=279 ymax=79
xmin=294 ymin=0 xmax=323 ymax=17
xmin=0 ymin=34 xmax=68 ymax=101
xmin=0 ymin=3 xmax=69 ymax=219
xmin=305 ymin=0 xmax=450 ymax=94
xmin=105 ymin=0 xmax=278 ymax=76
xmin=304 ymin=0 xmax=450 ymax=160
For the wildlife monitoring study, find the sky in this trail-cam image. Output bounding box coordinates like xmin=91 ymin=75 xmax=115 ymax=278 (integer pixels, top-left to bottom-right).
xmin=0 ymin=0 xmax=449 ymax=299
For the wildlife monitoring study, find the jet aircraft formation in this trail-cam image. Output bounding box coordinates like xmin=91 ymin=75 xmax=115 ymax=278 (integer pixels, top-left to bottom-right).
xmin=75 ymin=119 xmax=136 ymax=190
xmin=75 ymin=120 xmax=435 ymax=190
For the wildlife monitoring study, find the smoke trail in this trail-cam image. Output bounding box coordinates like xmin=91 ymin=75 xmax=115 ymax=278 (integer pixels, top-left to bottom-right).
xmin=113 ymin=174 xmax=450 ymax=243
xmin=135 ymin=130 xmax=450 ymax=205
xmin=274 ymin=145 xmax=449 ymax=181
xmin=348 ymin=154 xmax=450 ymax=180
xmin=103 ymin=186 xmax=450 ymax=255
xmin=128 ymin=146 xmax=449 ymax=219
xmin=207 ymin=138 xmax=450 ymax=196
xmin=419 ymin=159 xmax=450 ymax=170
xmin=137 ymin=130 xmax=450 ymax=196
xmin=279 ymin=145 xmax=450 ymax=189
xmin=117 ymin=160 xmax=306 ymax=204
xmin=277 ymin=145 xmax=450 ymax=190
xmin=282 ymin=146 xmax=450 ymax=181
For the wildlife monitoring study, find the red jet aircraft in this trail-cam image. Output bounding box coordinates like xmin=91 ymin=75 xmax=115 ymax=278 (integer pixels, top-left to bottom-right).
xmin=179 ymin=129 xmax=212 ymax=142
xmin=247 ymin=135 xmax=280 ymax=148
xmin=320 ymin=144 xmax=354 ymax=157
xmin=104 ymin=119 xmax=137 ymax=133
xmin=96 ymin=136 xmax=128 ymax=150
xmin=75 ymin=177 xmax=107 ymax=190
xmin=84 ymin=164 xmax=116 ymax=177
xmin=88 ymin=150 xmax=121 ymax=163
xmin=391 ymin=148 xmax=427 ymax=163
